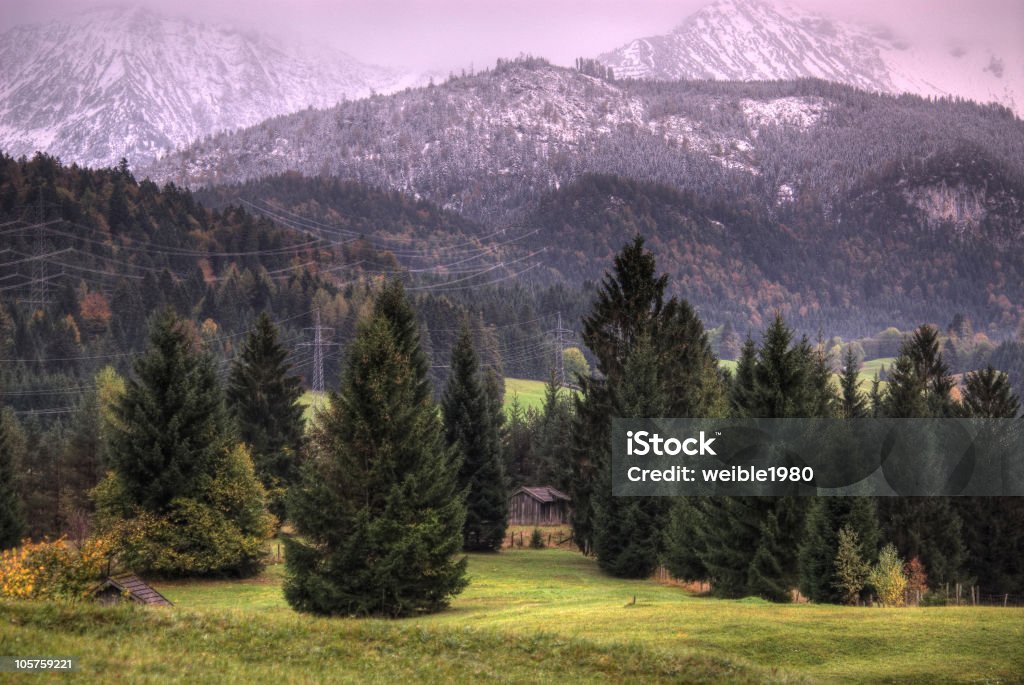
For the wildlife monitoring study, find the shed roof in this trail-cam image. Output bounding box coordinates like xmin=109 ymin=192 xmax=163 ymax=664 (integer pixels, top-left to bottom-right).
xmin=512 ymin=486 xmax=571 ymax=503
xmin=93 ymin=574 xmax=173 ymax=606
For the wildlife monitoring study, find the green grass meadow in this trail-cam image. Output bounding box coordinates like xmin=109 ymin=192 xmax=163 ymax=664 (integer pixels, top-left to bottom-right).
xmin=3 ymin=548 xmax=1020 ymax=683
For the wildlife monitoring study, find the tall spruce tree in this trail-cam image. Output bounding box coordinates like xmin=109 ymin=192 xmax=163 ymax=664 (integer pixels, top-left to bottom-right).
xmin=227 ymin=312 xmax=305 ymax=520
xmin=109 ymin=307 xmax=234 ymax=510
xmin=960 ymin=366 xmax=1020 ymax=418
xmin=701 ymin=314 xmax=835 ymax=599
xmin=534 ymin=371 xmax=574 ymax=492
xmin=882 ymin=325 xmax=955 ymax=418
xmin=442 ymin=324 xmax=507 ymax=552
xmin=956 ymin=366 xmax=1024 ymax=593
xmin=97 ymin=307 xmax=273 ymax=577
xmin=0 ymin=407 xmax=25 ymax=550
xmin=591 ymin=335 xmax=669 ymax=578
xmin=877 ymin=326 xmax=965 ymax=586
xmin=839 ymin=348 xmax=868 ymax=418
xmin=571 ymin=236 xmax=724 ymax=571
xmin=285 ymin=281 xmax=467 ymax=616
xmin=798 ymin=497 xmax=880 ymax=603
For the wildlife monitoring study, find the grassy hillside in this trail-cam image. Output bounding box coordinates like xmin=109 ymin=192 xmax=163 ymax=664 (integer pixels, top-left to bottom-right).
xmin=503 ymin=377 xmax=550 ymax=413
xmin=3 ymin=549 xmax=1020 ymax=683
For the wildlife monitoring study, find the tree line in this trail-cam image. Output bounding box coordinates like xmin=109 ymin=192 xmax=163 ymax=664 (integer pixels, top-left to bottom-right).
xmin=566 ymin=237 xmax=1024 ymax=599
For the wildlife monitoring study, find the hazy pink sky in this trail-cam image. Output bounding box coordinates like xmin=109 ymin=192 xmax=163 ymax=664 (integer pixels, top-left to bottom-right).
xmin=1 ymin=0 xmax=1021 ymax=71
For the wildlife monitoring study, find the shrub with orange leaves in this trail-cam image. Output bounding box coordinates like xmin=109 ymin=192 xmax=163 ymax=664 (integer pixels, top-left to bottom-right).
xmin=0 ymin=536 xmax=112 ymax=601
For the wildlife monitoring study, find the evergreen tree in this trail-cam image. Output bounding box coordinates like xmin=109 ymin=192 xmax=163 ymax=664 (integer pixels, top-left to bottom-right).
xmin=882 ymin=325 xmax=955 ymax=418
xmin=591 ymin=335 xmax=669 ymax=578
xmin=747 ymin=511 xmax=789 ymax=602
xmin=878 ymin=326 xmax=965 ymax=587
xmin=442 ymin=324 xmax=507 ymax=551
xmin=227 ymin=312 xmax=305 ymax=520
xmin=503 ymin=395 xmax=537 ymax=486
xmin=285 ymin=282 xmax=467 ymax=617
xmin=839 ymin=348 xmax=868 ymax=418
xmin=58 ymin=386 xmax=105 ymax=529
xmin=798 ymin=497 xmax=879 ymax=603
xmin=663 ymin=498 xmax=708 ymax=582
xmin=0 ymin=407 xmax=25 ymax=550
xmin=108 ymin=308 xmax=232 ymax=510
xmin=534 ymin=371 xmax=574 ymax=492
xmin=96 ymin=307 xmax=273 ymax=577
xmin=729 ymin=336 xmax=758 ymax=415
xmin=955 ymin=366 xmax=1022 ymax=593
xmin=571 ymin=236 xmax=724 ymax=567
xmin=960 ymin=366 xmax=1020 ymax=418
xmin=703 ymin=314 xmax=832 ymax=599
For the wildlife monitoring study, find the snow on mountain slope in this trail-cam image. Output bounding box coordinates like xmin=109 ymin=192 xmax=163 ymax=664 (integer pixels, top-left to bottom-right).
xmin=0 ymin=6 xmax=418 ymax=169
xmin=598 ymin=0 xmax=1021 ymax=114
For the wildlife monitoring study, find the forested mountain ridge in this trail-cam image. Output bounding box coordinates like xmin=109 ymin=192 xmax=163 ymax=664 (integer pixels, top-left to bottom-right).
xmin=142 ymin=60 xmax=1024 ymax=224
xmin=195 ymin=150 xmax=1024 ymax=337
xmin=136 ymin=61 xmax=1024 ymax=337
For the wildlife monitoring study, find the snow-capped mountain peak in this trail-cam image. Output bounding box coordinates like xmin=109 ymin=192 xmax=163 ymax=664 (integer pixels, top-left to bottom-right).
xmin=0 ymin=6 xmax=420 ymax=169
xmin=598 ymin=0 xmax=1020 ymax=114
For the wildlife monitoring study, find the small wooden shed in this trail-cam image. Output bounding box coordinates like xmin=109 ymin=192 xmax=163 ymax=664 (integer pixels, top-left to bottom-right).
xmin=509 ymin=486 xmax=571 ymax=525
xmin=91 ymin=574 xmax=173 ymax=607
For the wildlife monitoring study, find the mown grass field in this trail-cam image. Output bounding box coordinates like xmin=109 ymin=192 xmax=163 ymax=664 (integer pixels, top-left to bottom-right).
xmin=4 ymin=548 xmax=1018 ymax=683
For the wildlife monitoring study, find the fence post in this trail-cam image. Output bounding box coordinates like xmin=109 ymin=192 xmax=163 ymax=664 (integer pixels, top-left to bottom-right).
xmin=1005 ymin=594 xmax=1009 ymax=608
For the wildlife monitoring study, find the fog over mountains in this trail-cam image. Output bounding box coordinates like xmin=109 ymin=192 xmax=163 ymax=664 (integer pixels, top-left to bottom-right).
xmin=598 ymin=0 xmax=1021 ymax=115
xmin=0 ymin=6 xmax=421 ymax=169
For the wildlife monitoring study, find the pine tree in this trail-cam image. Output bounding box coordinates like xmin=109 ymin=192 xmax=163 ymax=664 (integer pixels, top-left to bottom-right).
xmin=839 ymin=348 xmax=868 ymax=418
xmin=108 ymin=308 xmax=234 ymax=510
xmin=883 ymin=325 xmax=955 ymax=418
xmin=591 ymin=335 xmax=670 ymax=578
xmin=878 ymin=326 xmax=965 ymax=587
xmin=96 ymin=307 xmax=273 ymax=577
xmin=535 ymin=371 xmax=573 ymax=491
xmin=960 ymin=366 xmax=1020 ymax=418
xmin=571 ymin=236 xmax=724 ymax=568
xmin=0 ymin=407 xmax=25 ymax=550
xmin=730 ymin=337 xmax=758 ymax=416
xmin=798 ymin=497 xmax=879 ymax=603
xmin=955 ymin=367 xmax=1022 ymax=593
xmin=285 ymin=282 xmax=467 ymax=617
xmin=703 ymin=314 xmax=832 ymax=599
xmin=227 ymin=312 xmax=305 ymax=520
xmin=663 ymin=498 xmax=708 ymax=582
xmin=747 ymin=511 xmax=789 ymax=602
xmin=442 ymin=324 xmax=507 ymax=552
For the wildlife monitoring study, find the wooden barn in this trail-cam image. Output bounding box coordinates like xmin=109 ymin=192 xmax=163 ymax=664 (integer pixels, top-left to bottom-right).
xmin=91 ymin=574 xmax=173 ymax=607
xmin=509 ymin=486 xmax=571 ymax=525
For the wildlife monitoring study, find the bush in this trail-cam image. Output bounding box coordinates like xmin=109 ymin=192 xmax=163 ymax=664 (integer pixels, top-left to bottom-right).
xmin=530 ymin=528 xmax=545 ymax=549
xmin=0 ymin=537 xmax=110 ymax=601
xmin=94 ymin=444 xmax=275 ymax=578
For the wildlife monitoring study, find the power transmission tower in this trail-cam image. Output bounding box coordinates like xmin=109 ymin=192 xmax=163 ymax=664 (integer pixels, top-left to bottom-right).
xmin=22 ymin=193 xmax=51 ymax=308
xmin=301 ymin=309 xmax=334 ymax=411
xmin=551 ymin=311 xmax=574 ymax=387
